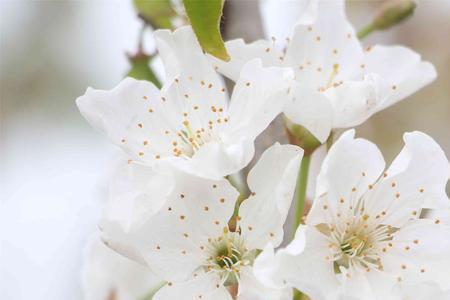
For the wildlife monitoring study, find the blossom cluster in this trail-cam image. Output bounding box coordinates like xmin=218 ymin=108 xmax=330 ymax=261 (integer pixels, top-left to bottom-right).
xmin=77 ymin=1 xmax=450 ymax=299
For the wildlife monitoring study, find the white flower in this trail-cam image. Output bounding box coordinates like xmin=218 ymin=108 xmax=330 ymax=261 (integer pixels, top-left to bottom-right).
xmin=211 ymin=0 xmax=436 ymax=142
xmin=100 ymin=143 xmax=303 ymax=300
xmin=82 ymin=236 xmax=161 ymax=300
xmin=76 ymin=26 xmax=292 ymax=179
xmin=254 ymin=130 xmax=450 ymax=300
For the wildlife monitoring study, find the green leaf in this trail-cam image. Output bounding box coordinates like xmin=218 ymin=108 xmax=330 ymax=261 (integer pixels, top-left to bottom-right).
xmin=126 ymin=53 xmax=162 ymax=88
xmin=183 ymin=0 xmax=230 ymax=61
xmin=134 ymin=0 xmax=176 ymax=29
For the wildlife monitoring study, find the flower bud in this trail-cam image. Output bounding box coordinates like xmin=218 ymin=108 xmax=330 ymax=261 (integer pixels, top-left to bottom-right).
xmin=284 ymin=117 xmax=321 ymax=156
xmin=373 ymin=0 xmax=416 ymax=30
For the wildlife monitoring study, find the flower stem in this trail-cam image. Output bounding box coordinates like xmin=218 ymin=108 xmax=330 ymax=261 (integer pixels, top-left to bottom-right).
xmin=357 ymin=23 xmax=376 ymax=39
xmin=226 ymin=173 xmax=250 ymax=231
xmin=293 ymin=154 xmax=311 ymax=233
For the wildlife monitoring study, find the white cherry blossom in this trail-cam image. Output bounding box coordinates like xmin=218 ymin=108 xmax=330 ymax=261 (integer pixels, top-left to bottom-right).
xmin=100 ymin=143 xmax=303 ymax=300
xmin=254 ymin=130 xmax=450 ymax=300
xmin=76 ymin=26 xmax=292 ymax=179
xmin=211 ymin=0 xmax=436 ymax=142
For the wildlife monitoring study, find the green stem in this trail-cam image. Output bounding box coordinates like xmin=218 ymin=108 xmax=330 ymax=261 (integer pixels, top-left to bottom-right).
xmin=357 ymin=23 xmax=376 ymax=39
xmin=293 ymin=155 xmax=311 ymax=234
xmin=226 ymin=173 xmax=249 ymax=230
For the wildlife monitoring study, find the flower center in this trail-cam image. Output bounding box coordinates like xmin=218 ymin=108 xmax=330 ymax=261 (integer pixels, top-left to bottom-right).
xmin=340 ymin=234 xmax=368 ymax=257
xmin=175 ymin=121 xmax=218 ymax=158
xmin=318 ymin=216 xmax=397 ymax=273
xmin=204 ymin=228 xmax=255 ymax=286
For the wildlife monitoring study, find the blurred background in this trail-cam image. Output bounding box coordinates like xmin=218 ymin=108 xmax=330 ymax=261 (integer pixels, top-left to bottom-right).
xmin=1 ymin=0 xmax=449 ymax=299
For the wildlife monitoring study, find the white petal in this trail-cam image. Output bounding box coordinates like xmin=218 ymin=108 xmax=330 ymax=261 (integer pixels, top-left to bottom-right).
xmin=174 ymin=136 xmax=255 ymax=180
xmin=364 ymin=131 xmax=450 ymax=227
xmin=260 ymin=0 xmax=319 ymax=46
xmin=99 ymin=162 xmax=175 ymax=266
xmin=363 ymin=45 xmax=437 ymax=112
xmin=105 ymin=162 xmax=175 ymax=232
xmin=268 ymin=226 xmax=339 ymax=300
xmin=253 ymin=232 xmax=305 ymax=291
xmin=401 ymin=282 xmax=450 ymax=300
xmin=153 ymin=272 xmax=231 ymax=300
xmin=82 ymin=236 xmax=160 ymax=300
xmin=224 ymin=59 xmax=293 ymax=143
xmin=324 ymin=77 xmax=378 ymax=128
xmin=154 ymin=26 xmax=224 ymax=89
xmin=427 ymin=208 xmax=450 ymax=226
xmin=76 ymin=77 xmax=173 ymax=162
xmin=285 ymin=0 xmax=363 ymax=92
xmin=210 ymin=39 xmax=282 ymax=81
xmin=283 ymin=82 xmax=333 ymax=143
xmin=237 ymin=266 xmax=292 ymax=300
xmin=238 ymin=143 xmax=303 ymax=249
xmin=338 ymin=266 xmax=400 ymax=300
xmin=380 ymin=220 xmax=450 ymax=291
xmin=106 ymin=170 xmax=239 ymax=281
xmin=309 ymin=130 xmax=385 ymax=225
